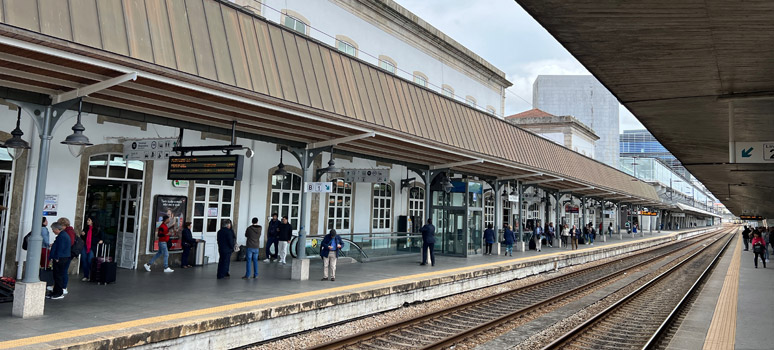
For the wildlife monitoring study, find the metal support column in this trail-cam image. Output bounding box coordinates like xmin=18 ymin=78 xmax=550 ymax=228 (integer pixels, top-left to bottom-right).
xmin=517 ymin=181 xmax=524 ymax=251
xmin=555 ymin=193 xmax=561 ymax=247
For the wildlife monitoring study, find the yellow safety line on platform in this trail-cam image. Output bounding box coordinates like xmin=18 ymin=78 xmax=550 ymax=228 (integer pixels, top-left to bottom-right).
xmin=0 ymin=233 xmax=677 ymax=348
xmin=702 ymin=233 xmax=741 ymax=350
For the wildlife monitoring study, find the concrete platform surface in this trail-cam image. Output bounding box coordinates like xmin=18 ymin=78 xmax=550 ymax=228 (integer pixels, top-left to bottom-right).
xmin=0 ymin=228 xmax=709 ymax=349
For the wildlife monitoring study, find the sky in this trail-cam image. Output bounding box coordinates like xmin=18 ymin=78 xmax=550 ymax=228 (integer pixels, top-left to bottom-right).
xmin=396 ymin=0 xmax=645 ymax=132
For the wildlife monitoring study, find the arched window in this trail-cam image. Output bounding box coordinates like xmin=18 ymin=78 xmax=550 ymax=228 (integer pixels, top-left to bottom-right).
xmin=442 ymin=84 xmax=454 ymax=98
xmin=270 ymin=173 xmax=302 ymax=230
xmin=372 ymin=183 xmax=392 ymax=232
xmin=281 ymin=10 xmax=309 ymax=35
xmin=327 ymin=178 xmax=352 ymax=232
xmin=465 ymin=95 xmax=477 ymax=107
xmin=408 ymin=186 xmax=425 ymax=223
xmin=378 ymin=55 xmax=397 ymax=74
xmin=484 ymin=192 xmax=495 ymax=229
xmin=336 ymin=35 xmax=358 ymax=57
xmin=413 ymin=71 xmax=428 ymax=87
xmin=89 ymin=153 xmax=144 ymax=180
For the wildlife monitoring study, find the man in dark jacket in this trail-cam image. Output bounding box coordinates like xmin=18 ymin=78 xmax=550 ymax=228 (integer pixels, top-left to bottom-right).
xmin=320 ymin=229 xmax=343 ymax=281
xmin=217 ymin=219 xmax=235 ymax=279
xmin=742 ymin=226 xmax=750 ymax=251
xmin=420 ymin=219 xmax=436 ymax=266
xmin=243 ymin=218 xmax=262 ymax=279
xmin=47 ymin=223 xmax=70 ymax=300
xmin=264 ymin=213 xmax=280 ymax=262
xmin=180 ymin=221 xmax=199 ymax=268
xmin=277 ymin=216 xmax=293 ymax=264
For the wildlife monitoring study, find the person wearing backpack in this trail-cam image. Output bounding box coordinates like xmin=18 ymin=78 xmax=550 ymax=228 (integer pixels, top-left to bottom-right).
xmin=751 ymin=231 xmax=766 ymax=268
xmin=79 ymin=217 xmax=102 ymax=281
xmin=503 ymin=224 xmax=516 ymax=256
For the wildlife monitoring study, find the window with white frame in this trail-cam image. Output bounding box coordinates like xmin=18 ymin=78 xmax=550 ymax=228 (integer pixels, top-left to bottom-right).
xmin=379 ymin=58 xmax=396 ymax=74
xmin=484 ymin=192 xmax=495 ymax=228
xmin=327 ymin=178 xmax=352 ymax=232
xmin=442 ymin=85 xmax=454 ymax=98
xmin=270 ymin=173 xmax=301 ymax=230
xmin=283 ymin=15 xmax=306 ymax=34
xmin=413 ymin=73 xmax=428 ymax=87
xmin=372 ymin=183 xmax=392 ymax=231
xmin=193 ymin=180 xmax=235 ymax=235
xmin=486 ymin=106 xmax=496 ymax=115
xmin=408 ymin=186 xmax=425 ymax=222
xmin=466 ymin=96 xmax=477 ymax=107
xmin=337 ymin=40 xmax=357 ymax=56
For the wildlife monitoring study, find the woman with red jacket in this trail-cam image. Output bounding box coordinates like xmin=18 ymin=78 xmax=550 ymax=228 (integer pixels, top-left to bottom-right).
xmin=80 ymin=217 xmax=104 ymax=281
xmin=751 ymin=231 xmax=767 ymax=268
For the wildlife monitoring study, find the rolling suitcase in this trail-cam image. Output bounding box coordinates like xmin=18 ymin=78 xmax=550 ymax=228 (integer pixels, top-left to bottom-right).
xmin=91 ymin=244 xmax=116 ymax=285
xmin=528 ymin=239 xmax=536 ymax=251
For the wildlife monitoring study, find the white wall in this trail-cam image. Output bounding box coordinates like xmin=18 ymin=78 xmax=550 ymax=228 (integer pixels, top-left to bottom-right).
xmin=571 ymin=134 xmax=595 ymax=158
xmin=260 ymin=0 xmax=504 ymax=115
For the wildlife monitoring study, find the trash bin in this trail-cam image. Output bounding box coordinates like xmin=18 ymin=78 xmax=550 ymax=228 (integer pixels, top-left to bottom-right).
xmin=192 ymin=240 xmax=206 ymax=266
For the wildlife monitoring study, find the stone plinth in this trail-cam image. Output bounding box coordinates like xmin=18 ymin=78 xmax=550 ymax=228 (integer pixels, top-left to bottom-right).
xmin=12 ymin=281 xmax=46 ymax=318
xmin=291 ymin=258 xmax=309 ymax=281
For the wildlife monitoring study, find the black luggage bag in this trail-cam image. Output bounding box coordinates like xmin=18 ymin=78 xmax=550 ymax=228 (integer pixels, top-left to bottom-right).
xmin=528 ymin=239 xmax=536 ymax=251
xmin=39 ymin=248 xmax=54 ymax=286
xmin=90 ymin=244 xmax=116 ymax=285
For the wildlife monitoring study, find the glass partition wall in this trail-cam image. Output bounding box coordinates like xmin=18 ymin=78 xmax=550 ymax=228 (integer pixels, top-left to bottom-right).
xmin=430 ymin=179 xmax=485 ymax=257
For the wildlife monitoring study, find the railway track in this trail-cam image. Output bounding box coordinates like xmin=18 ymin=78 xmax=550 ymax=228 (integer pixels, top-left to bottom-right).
xmin=308 ymin=227 xmax=734 ymax=350
xmin=542 ymin=228 xmax=735 ymax=350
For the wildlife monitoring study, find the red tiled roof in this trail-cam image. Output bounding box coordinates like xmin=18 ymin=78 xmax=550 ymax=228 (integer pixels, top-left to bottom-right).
xmin=505 ymin=108 xmax=555 ymax=119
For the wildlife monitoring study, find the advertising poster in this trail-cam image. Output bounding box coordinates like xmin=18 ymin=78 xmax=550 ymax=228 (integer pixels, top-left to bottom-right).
xmin=151 ymin=195 xmax=187 ymax=252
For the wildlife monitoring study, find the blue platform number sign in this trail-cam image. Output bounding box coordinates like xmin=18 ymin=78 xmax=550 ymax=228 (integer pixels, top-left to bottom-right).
xmin=765 ymin=143 xmax=774 ymax=161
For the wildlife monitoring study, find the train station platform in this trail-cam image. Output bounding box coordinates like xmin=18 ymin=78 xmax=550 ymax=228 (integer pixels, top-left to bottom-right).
xmin=667 ymin=232 xmax=773 ymax=350
xmin=0 ymin=227 xmax=715 ymax=349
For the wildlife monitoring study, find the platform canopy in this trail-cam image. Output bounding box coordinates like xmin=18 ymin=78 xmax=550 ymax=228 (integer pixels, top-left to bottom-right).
xmin=515 ymin=0 xmax=774 ymax=218
xmin=0 ymin=0 xmax=657 ymax=203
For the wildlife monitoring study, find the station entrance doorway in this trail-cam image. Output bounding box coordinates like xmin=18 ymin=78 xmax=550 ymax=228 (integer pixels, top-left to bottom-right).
xmin=83 ymin=153 xmax=144 ymax=269
xmin=430 ymin=180 xmax=484 ymax=257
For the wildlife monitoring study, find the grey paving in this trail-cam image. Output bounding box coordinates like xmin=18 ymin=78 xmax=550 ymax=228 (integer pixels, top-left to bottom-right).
xmin=666 ymin=233 xmax=738 ymax=350
xmin=0 ymin=229 xmax=682 ymax=342
xmin=735 ymin=243 xmax=774 ymax=350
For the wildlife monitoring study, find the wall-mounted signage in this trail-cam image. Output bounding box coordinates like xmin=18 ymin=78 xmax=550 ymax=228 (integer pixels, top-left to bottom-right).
xmin=305 ymin=182 xmax=333 ymax=193
xmin=43 ymin=194 xmax=58 ymax=216
xmin=739 ymin=215 xmax=763 ymax=220
xmin=151 ymin=195 xmax=187 ymax=252
xmin=167 ymin=155 xmax=244 ymax=181
xmin=171 ymin=180 xmax=189 ymax=188
xmin=733 ymin=142 xmax=774 ymax=164
xmin=343 ymin=169 xmax=389 ymax=183
xmin=639 ymin=211 xmax=659 ymax=216
xmin=565 ymin=205 xmax=579 ymax=213
xmin=672 ymin=213 xmax=686 ymax=217
xmin=123 ymin=138 xmax=177 ymax=161
xmin=508 ymin=194 xmax=519 ymax=202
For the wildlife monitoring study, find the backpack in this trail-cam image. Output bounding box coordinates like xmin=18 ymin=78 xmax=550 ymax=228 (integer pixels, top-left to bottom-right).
xmin=22 ymin=232 xmax=31 ymax=251
xmin=71 ymin=235 xmax=85 ymax=258
xmin=753 ymin=242 xmax=763 ymax=253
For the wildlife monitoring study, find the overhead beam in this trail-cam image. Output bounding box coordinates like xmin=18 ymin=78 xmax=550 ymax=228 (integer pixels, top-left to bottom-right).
xmin=717 ymin=90 xmax=774 ymax=102
xmin=558 ymin=186 xmax=595 ymax=193
xmin=524 ymin=178 xmax=564 ymax=185
xmin=306 ymin=131 xmax=375 ymax=149
xmin=429 ymin=159 xmax=484 ymax=170
xmin=498 ymin=173 xmax=544 ymax=181
xmin=51 ymin=72 xmax=137 ymax=104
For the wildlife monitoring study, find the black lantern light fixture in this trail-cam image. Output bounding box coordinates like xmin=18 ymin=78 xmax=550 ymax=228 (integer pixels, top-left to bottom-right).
xmin=273 ymin=148 xmax=288 ymax=179
xmin=1 ymin=108 xmax=31 ymax=160
xmin=60 ymin=99 xmax=92 ymax=157
xmin=441 ymin=172 xmax=454 ymax=193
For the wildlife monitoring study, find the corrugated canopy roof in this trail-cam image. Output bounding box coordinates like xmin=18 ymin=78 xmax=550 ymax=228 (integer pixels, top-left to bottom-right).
xmin=0 ymin=0 xmax=658 ymax=202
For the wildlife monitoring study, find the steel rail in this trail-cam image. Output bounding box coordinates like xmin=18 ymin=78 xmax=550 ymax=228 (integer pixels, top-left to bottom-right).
xmin=308 ymin=227 xmax=728 ymax=350
xmin=640 ymin=228 xmax=738 ymax=350
xmin=420 ymin=227 xmax=734 ymax=350
xmin=540 ymin=229 xmax=735 ymax=350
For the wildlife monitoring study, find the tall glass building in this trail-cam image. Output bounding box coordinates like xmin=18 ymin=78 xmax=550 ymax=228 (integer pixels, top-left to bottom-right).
xmin=619 ymin=129 xmax=688 ymax=177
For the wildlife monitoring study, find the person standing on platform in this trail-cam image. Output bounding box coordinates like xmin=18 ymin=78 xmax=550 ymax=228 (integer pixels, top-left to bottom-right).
xmin=277 ymin=216 xmax=293 ymax=265
xmin=760 ymin=227 xmax=770 ymax=263
xmin=420 ymin=219 xmax=436 ymax=266
xmin=243 ymin=218 xmax=262 ymax=279
xmin=588 ymin=223 xmax=596 ymax=246
xmin=503 ymin=224 xmax=515 ymax=256
xmin=582 ymin=224 xmax=590 ymax=245
xmin=632 ymin=223 xmax=638 ymax=235
xmin=483 ymin=224 xmax=496 ymax=255
xmin=145 ymin=215 xmax=173 ymax=273
xmin=57 ymin=217 xmax=77 ymax=291
xmin=570 ymin=225 xmax=579 ymax=250
xmin=80 ymin=217 xmax=104 ymax=281
xmin=608 ymin=222 xmax=614 ymax=238
xmin=180 ymin=222 xmax=200 ymax=268
xmin=533 ymin=223 xmax=543 ymax=252
xmin=46 ymin=223 xmax=70 ymax=300
xmin=320 ymin=229 xmax=343 ymax=281
xmin=741 ymin=225 xmax=751 ymax=250
xmin=217 ymin=219 xmax=236 ymax=279
xmin=546 ymin=222 xmax=555 ymax=248
xmin=751 ymin=231 xmax=766 ymax=268
xmin=263 ymin=213 xmax=280 ymax=263
xmin=561 ymin=224 xmax=569 ymax=248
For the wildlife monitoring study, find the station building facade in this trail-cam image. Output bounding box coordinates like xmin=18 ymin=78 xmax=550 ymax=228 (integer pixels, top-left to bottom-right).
xmin=0 ymin=0 xmax=664 ymax=281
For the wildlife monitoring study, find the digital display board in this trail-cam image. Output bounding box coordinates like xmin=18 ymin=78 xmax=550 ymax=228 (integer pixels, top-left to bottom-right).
xmin=739 ymin=215 xmax=763 ymax=220
xmin=167 ymin=155 xmax=244 ymax=181
xmin=639 ymin=211 xmax=659 ymax=216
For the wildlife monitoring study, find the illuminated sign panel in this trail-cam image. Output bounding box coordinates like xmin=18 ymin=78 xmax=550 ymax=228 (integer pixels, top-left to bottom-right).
xmin=167 ymin=155 xmax=244 ymax=181
xmin=739 ymin=215 xmax=763 ymax=220
xmin=639 ymin=211 xmax=659 ymax=216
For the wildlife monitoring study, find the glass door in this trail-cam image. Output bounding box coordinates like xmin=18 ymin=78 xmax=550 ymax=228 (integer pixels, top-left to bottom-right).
xmin=116 ymin=183 xmax=141 ymax=269
xmin=434 ymin=208 xmax=465 ymax=256
xmin=468 ymin=209 xmax=482 ymax=255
